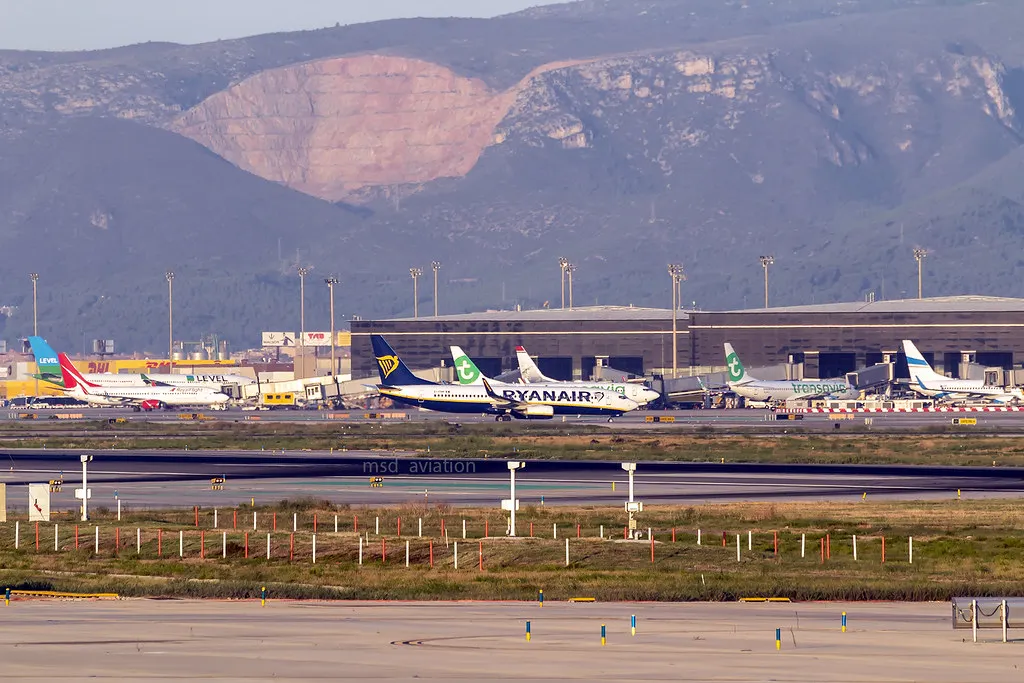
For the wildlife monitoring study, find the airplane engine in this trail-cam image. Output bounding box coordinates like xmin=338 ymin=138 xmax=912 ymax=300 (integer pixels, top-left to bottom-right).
xmin=140 ymin=399 xmax=163 ymax=411
xmin=516 ymin=404 xmax=555 ymax=419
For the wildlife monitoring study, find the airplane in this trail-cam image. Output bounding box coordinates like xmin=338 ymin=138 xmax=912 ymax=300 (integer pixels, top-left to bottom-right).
xmin=29 ymin=336 xmax=254 ymax=389
xmin=373 ymin=335 xmax=639 ymax=421
xmin=452 ymin=345 xmax=661 ymax=406
xmin=724 ymin=343 xmax=857 ymax=403
xmin=58 ymin=353 xmax=230 ymax=410
xmin=902 ymin=340 xmax=1023 ymax=403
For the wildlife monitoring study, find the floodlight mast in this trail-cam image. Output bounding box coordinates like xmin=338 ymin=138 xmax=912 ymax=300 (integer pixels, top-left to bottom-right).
xmin=80 ymin=454 xmax=93 ymax=521
xmin=622 ymin=462 xmax=642 ymax=539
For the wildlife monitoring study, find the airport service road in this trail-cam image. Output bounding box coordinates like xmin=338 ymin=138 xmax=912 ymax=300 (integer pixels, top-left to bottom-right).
xmin=0 ymin=600 xmax=1015 ymax=682
xmin=2 ymin=449 xmax=1024 ymax=510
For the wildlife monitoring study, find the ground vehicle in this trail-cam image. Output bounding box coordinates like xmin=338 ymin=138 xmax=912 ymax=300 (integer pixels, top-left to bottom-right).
xmin=260 ymin=392 xmax=298 ymax=409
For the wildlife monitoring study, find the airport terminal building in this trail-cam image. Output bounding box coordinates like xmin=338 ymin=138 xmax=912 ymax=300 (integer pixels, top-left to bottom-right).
xmin=351 ymin=296 xmax=1024 ymax=381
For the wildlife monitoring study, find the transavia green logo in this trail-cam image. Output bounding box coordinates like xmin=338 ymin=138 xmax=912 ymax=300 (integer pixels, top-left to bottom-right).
xmin=454 ymin=355 xmax=480 ymax=383
xmin=726 ymin=353 xmax=744 ymax=382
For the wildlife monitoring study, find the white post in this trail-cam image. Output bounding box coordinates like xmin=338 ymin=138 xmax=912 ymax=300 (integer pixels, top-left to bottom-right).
xmin=418 ymin=518 xmax=423 ymax=537
xmin=462 ymin=519 xmax=466 ymax=539
xmin=1002 ymin=599 xmax=1008 ymax=643
xmin=358 ymin=537 xmax=363 ymax=565
xmin=600 ymin=525 xmax=604 ymax=539
xmin=214 ymin=509 xmax=218 ymax=528
xmin=222 ymin=532 xmax=226 ymax=558
xmin=648 ymin=527 xmax=652 ymax=542
xmin=565 ymin=538 xmax=570 ymax=567
xmin=94 ymin=525 xmax=99 ymax=553
xmin=312 ymin=534 xmax=316 ymax=564
xmin=697 ymin=528 xmax=701 ymax=546
xmin=972 ymin=600 xmax=978 ymax=643
xmin=736 ymin=534 xmax=741 ymax=562
xmin=454 ymin=541 xmax=459 ymax=569
xmin=253 ymin=512 xmax=257 ymax=531
xmin=294 ymin=513 xmax=298 ymax=533
xmin=334 ymin=515 xmax=338 ymax=534
xmin=81 ymin=455 xmax=90 ymax=522
xmin=179 ymin=530 xmax=183 ymax=558
xmin=553 ymin=523 xmax=557 ymax=540
xmin=14 ymin=520 xmax=19 ymax=549
xmin=376 ymin=516 xmax=380 ymax=535
xmin=909 ymin=536 xmax=913 ymax=564
xmin=853 ymin=535 xmax=858 ymax=561
xmin=136 ymin=527 xmax=140 ymax=555
xmin=801 ymin=533 xmax=806 ymax=558
xmin=406 ymin=540 xmax=410 ymax=568
xmin=55 ymin=524 xmax=59 ymax=551
xmin=267 ymin=533 xmax=271 ymax=560
xmin=117 ymin=499 xmax=121 ymax=521
xmin=628 ymin=468 xmax=635 ymax=504
xmin=748 ymin=530 xmax=752 ymax=551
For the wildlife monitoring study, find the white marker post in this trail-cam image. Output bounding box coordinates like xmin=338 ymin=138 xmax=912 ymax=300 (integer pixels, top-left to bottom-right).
xmin=266 ymin=533 xmax=271 ymax=560
xmin=359 ymin=537 xmax=363 ymax=566
xmin=14 ymin=521 xmax=18 ymax=550
xmin=406 ymin=540 xmax=410 ymax=568
xmin=972 ymin=600 xmax=978 ymax=643
xmin=253 ymin=512 xmax=257 ymax=531
xmin=454 ymin=541 xmax=459 ymax=569
xmin=600 ymin=525 xmax=604 ymax=539
xmin=736 ymin=534 xmax=741 ymax=562
xmin=565 ymin=538 xmax=570 ymax=567
xmin=748 ymin=530 xmax=752 ymax=551
xmin=801 ymin=533 xmax=806 ymax=558
xmin=179 ymin=530 xmax=183 ymax=558
xmin=376 ymin=516 xmax=380 ymax=536
xmin=214 ymin=509 xmax=218 ymax=528
xmin=697 ymin=529 xmax=701 ymax=546
xmin=117 ymin=499 xmax=121 ymax=522
xmin=334 ymin=515 xmax=338 ymax=534
xmin=312 ymin=534 xmax=316 ymax=564
xmin=222 ymin=532 xmax=227 ymax=559
xmin=553 ymin=523 xmax=557 ymax=540
xmin=55 ymin=524 xmax=59 ymax=552
xmin=1002 ymin=599 xmax=1008 ymax=643
xmin=94 ymin=526 xmax=99 ymax=553
xmin=853 ymin=535 xmax=858 ymax=561
xmin=462 ymin=519 xmax=466 ymax=540
xmin=909 ymin=536 xmax=913 ymax=564
xmin=418 ymin=518 xmax=423 ymax=538
xmin=136 ymin=528 xmax=141 ymax=555
xmin=294 ymin=513 xmax=298 ymax=533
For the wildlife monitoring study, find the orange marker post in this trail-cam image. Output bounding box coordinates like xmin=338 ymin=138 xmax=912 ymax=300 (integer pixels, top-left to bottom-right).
xmin=479 ymin=541 xmax=483 ymax=571
xmin=194 ymin=506 xmax=199 ymax=528
xmin=429 ymin=539 xmax=434 ymax=568
xmin=881 ymin=536 xmax=886 ymax=563
xmin=114 ymin=527 xmax=119 ymax=554
xmin=158 ymin=529 xmax=162 ymax=557
xmin=201 ymin=530 xmax=205 ymax=559
xmin=244 ymin=532 xmax=249 ymax=559
xmin=826 ymin=534 xmax=831 ymax=560
xmin=35 ymin=522 xmax=39 ymax=552
xmin=289 ymin=533 xmax=294 ymax=562
xmin=382 ymin=538 xmax=387 ymax=564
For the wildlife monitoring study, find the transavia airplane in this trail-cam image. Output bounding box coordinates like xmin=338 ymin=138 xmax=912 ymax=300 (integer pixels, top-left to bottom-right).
xmin=372 ymin=335 xmax=639 ymax=421
xmin=724 ymin=343 xmax=857 ymax=403
xmin=58 ymin=353 xmax=230 ymax=411
xmin=29 ymin=337 xmax=254 ymax=389
xmin=903 ymin=339 xmax=1023 ymax=403
xmin=451 ymin=345 xmax=661 ymax=406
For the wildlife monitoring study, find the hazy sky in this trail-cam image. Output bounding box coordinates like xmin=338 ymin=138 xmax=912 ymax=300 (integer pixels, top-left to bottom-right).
xmin=0 ymin=0 xmax=565 ymax=51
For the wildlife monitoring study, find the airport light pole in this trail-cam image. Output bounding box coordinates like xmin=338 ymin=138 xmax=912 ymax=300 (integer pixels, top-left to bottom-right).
xmin=79 ymin=454 xmax=93 ymax=521
xmin=297 ymin=266 xmax=311 ymax=379
xmin=506 ymin=461 xmax=524 ymax=537
xmin=667 ymin=264 xmax=686 ymax=379
xmin=165 ymin=271 xmax=174 ymax=368
xmin=324 ymin=277 xmax=338 ymax=377
xmin=566 ymin=263 xmax=577 ymax=310
xmin=621 ymin=462 xmax=642 ymax=539
xmin=409 ymin=268 xmax=421 ymax=319
xmin=431 ymin=261 xmax=441 ymax=317
xmin=759 ymin=255 xmax=774 ymax=309
xmin=558 ymin=257 xmax=569 ymax=309
xmin=29 ymin=273 xmax=38 ymax=396
xmin=913 ymin=248 xmax=927 ymax=299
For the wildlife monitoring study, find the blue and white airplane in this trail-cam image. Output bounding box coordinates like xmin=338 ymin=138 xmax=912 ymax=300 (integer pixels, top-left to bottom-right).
xmin=372 ymin=335 xmax=638 ymax=421
xmin=903 ymin=339 xmax=1022 ymax=403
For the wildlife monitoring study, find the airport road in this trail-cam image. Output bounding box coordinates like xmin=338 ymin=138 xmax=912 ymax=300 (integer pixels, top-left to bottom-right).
xmin=0 ymin=599 xmax=1014 ymax=681
xmin=1 ymin=449 xmax=1023 ymax=510
xmin=4 ymin=406 xmax=1024 ymax=430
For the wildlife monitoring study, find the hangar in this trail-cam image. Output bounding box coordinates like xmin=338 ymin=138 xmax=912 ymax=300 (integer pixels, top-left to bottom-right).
xmin=350 ymin=296 xmax=1024 ymax=381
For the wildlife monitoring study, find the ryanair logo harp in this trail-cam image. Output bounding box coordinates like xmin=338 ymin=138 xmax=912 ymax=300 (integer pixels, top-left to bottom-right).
xmin=377 ymin=355 xmax=400 ymax=379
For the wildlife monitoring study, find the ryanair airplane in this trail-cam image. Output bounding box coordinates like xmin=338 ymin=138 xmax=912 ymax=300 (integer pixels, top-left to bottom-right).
xmin=372 ymin=335 xmax=639 ymax=421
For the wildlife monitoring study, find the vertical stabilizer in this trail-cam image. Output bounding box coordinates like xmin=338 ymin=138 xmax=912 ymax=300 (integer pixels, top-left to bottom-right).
xmin=370 ymin=336 xmax=435 ymax=386
xmin=450 ymin=347 xmax=486 ymax=385
xmin=723 ymin=343 xmax=753 ymax=385
xmin=515 ymin=345 xmax=554 ymax=383
xmin=902 ymin=340 xmax=944 ymax=383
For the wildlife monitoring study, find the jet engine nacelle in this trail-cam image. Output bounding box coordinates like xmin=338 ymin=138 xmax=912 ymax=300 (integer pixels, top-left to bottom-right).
xmin=515 ymin=404 xmax=555 ymax=419
xmin=140 ymin=399 xmax=163 ymax=411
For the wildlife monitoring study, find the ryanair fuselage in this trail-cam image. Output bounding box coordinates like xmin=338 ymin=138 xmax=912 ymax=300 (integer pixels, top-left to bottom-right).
xmin=378 ymin=383 xmax=638 ymax=416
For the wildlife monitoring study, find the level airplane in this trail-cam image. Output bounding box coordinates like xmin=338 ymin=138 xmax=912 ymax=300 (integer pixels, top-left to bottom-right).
xmin=29 ymin=337 xmax=254 ymax=389
xmin=373 ymin=336 xmax=638 ymax=420
xmin=724 ymin=343 xmax=857 ymax=403
xmin=902 ymin=339 xmax=1023 ymax=403
xmin=452 ymin=345 xmax=661 ymax=406
xmin=58 ymin=353 xmax=230 ymax=410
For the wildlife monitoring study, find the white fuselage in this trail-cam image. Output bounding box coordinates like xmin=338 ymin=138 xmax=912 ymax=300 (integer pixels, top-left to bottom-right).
xmin=380 ymin=383 xmax=639 ymax=416
xmin=78 ymin=373 xmax=253 ymax=388
xmin=729 ymin=379 xmax=855 ymax=403
xmin=67 ymin=384 xmax=230 ymax=407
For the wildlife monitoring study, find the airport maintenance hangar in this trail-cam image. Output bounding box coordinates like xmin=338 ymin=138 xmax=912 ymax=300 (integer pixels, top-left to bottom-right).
xmin=350 ymin=296 xmax=1024 ymax=381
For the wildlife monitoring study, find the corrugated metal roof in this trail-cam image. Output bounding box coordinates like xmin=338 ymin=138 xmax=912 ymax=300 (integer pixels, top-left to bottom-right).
xmin=384 ymin=305 xmax=689 ymax=322
xmin=723 ymin=296 xmax=1024 ymax=315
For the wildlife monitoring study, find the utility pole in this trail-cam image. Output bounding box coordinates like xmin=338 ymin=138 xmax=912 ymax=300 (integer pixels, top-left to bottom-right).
xmin=667 ymin=264 xmax=686 ymax=378
xmin=29 ymin=273 xmax=38 ymax=396
xmin=165 ymin=271 xmax=174 ymax=368
xmin=759 ymin=256 xmax=774 ymax=309
xmin=297 ymin=266 xmax=310 ymax=379
xmin=566 ymin=263 xmax=577 ymax=310
xmin=324 ymin=277 xmax=338 ymax=377
xmin=431 ymin=261 xmax=441 ymax=317
xmin=558 ymin=257 xmax=569 ymax=309
xmin=913 ymin=248 xmax=927 ymax=299
xmin=410 ymin=268 xmax=423 ymax=318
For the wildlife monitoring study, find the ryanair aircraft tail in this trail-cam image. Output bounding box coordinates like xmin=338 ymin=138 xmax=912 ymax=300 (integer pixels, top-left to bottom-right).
xmin=370 ymin=335 xmax=435 ymax=386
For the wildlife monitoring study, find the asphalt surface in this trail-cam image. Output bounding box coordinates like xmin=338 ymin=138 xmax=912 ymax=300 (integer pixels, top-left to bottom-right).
xmin=5 ymin=406 xmax=1024 ymax=430
xmin=2 ymin=448 xmax=1023 ymax=510
xmin=1 ymin=600 xmax=1017 ymax=681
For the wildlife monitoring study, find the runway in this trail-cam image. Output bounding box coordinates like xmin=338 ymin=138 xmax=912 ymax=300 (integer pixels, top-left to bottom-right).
xmin=2 ymin=448 xmax=1023 ymax=510
xmin=0 ymin=600 xmax=1015 ymax=681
